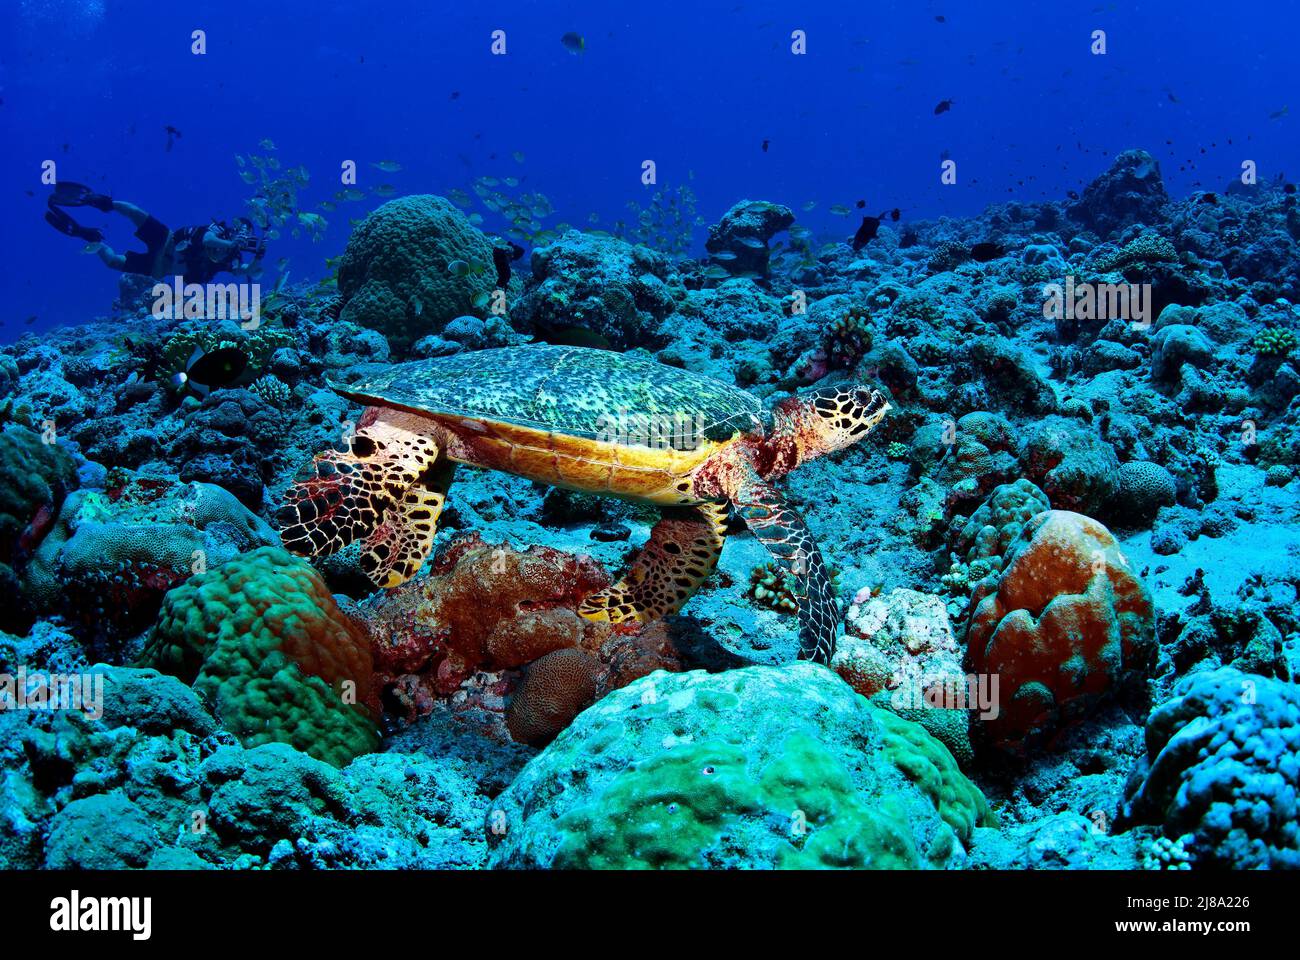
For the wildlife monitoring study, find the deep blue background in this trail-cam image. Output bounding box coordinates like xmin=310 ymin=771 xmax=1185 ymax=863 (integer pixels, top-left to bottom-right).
xmin=1 ymin=0 xmax=1294 ymax=341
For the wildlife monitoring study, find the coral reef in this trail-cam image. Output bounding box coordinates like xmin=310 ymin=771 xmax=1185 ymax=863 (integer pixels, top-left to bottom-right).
xmin=4 ymin=119 xmax=1299 ymax=874
xmin=24 ymin=474 xmax=276 ymax=651
xmin=0 ymin=663 xmax=505 ymax=868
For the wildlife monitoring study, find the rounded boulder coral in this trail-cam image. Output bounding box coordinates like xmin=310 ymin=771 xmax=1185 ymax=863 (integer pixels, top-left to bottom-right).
xmin=486 ymin=664 xmax=993 ymax=869
xmin=338 ymin=195 xmax=499 ymax=354
xmin=966 ymin=510 xmax=1154 ymax=753
xmin=1018 ymin=416 xmax=1120 ymax=516
xmin=0 ymin=426 xmax=77 ymax=631
xmin=1122 ymin=668 xmax=1300 ymax=868
xmin=143 ymin=546 xmax=378 ymax=767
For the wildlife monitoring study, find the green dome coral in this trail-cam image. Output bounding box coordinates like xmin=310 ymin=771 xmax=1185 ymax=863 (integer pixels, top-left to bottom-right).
xmin=337 ymin=195 xmax=499 ymax=354
xmin=486 ymin=664 xmax=993 ymax=869
xmin=142 ymin=547 xmax=378 ymax=767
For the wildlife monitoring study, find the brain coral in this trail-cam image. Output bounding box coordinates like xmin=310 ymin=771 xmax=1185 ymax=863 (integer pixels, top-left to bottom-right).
xmin=24 ymin=475 xmax=276 ymax=648
xmin=486 ymin=664 xmax=993 ymax=869
xmin=143 ymin=546 xmax=378 ymax=767
xmin=1114 ymin=461 xmax=1177 ymax=526
xmin=1122 ymin=668 xmax=1300 ymax=869
xmin=966 ymin=510 xmax=1154 ymax=753
xmin=505 ymin=648 xmax=602 ymax=747
xmin=337 ymin=195 xmax=499 ymax=354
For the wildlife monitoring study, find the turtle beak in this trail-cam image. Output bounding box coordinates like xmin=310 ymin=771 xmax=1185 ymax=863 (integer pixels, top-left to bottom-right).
xmin=854 ymin=388 xmax=891 ymax=433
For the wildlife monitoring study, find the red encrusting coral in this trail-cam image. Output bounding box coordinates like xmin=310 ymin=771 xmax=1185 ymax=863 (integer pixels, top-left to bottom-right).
xmin=357 ymin=534 xmax=697 ymax=743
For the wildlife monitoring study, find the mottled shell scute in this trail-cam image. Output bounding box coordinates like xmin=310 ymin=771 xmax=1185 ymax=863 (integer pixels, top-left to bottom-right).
xmin=331 ymin=345 xmax=765 ymax=447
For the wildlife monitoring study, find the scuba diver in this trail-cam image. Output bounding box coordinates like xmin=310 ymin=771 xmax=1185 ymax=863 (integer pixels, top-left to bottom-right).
xmin=45 ymin=181 xmax=266 ymax=282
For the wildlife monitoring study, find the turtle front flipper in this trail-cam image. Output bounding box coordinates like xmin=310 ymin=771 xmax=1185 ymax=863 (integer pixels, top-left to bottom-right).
xmin=278 ymin=413 xmax=442 ymax=571
xmin=729 ymin=467 xmax=839 ymax=664
xmin=579 ymin=502 xmax=729 ymax=624
xmin=360 ymin=459 xmax=455 ymax=587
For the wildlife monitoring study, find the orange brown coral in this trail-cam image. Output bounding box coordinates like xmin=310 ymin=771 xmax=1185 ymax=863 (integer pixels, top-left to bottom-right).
xmin=966 ymin=510 xmax=1154 ymax=753
xmin=359 ymin=535 xmax=699 ymax=741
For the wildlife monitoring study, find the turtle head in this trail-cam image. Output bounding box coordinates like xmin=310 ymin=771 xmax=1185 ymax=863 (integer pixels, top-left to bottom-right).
xmin=761 ymin=385 xmax=891 ymax=476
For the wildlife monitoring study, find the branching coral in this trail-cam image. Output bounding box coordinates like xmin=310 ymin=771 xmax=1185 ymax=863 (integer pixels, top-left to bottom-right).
xmin=826 ymin=306 xmax=874 ymax=369
xmin=1253 ymin=326 xmax=1298 ymax=358
xmin=748 ymin=561 xmax=798 ymax=613
xmin=249 ymin=374 xmax=291 ymax=408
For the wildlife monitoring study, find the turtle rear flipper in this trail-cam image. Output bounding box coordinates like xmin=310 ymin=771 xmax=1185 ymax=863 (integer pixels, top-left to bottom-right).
xmin=729 ymin=467 xmax=839 ymax=663
xmin=579 ymin=502 xmax=729 ymax=624
xmin=278 ymin=418 xmax=441 ymax=565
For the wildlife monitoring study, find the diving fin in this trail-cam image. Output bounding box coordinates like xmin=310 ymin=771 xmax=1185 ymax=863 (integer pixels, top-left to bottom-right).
xmin=50 ymin=181 xmax=113 ymax=212
xmin=44 ymin=207 xmax=104 ymax=243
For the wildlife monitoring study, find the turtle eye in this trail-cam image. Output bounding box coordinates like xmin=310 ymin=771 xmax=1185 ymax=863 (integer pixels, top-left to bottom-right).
xmin=351 ymin=435 xmax=378 ymax=458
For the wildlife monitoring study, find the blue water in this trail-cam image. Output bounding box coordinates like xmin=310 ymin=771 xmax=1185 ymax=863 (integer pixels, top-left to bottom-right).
xmin=1 ymin=0 xmax=1294 ymax=340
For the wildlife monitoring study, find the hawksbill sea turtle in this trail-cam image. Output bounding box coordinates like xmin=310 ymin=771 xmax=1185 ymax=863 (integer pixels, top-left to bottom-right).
xmin=277 ymin=344 xmax=890 ymax=663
